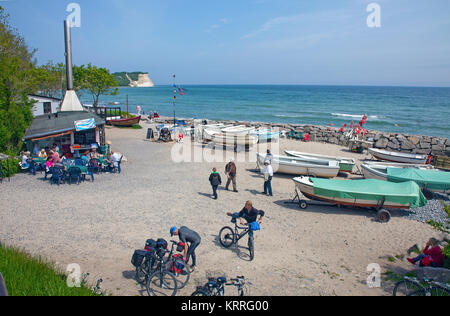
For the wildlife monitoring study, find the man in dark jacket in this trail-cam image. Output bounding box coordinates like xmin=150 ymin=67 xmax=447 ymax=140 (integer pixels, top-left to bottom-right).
xmin=227 ymin=201 xmax=265 ymax=237
xmin=170 ymin=226 xmax=201 ymax=269
xmin=209 ymin=168 xmax=222 ymax=200
xmin=225 ymin=159 xmax=238 ymax=192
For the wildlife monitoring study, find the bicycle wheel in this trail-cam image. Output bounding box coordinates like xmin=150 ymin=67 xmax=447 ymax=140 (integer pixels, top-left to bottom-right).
xmin=430 ymin=285 xmax=450 ymax=296
xmin=167 ymin=257 xmax=190 ymax=290
xmin=393 ymin=280 xmax=425 ymax=296
xmin=146 ymin=270 xmax=178 ymax=296
xmin=219 ymin=226 xmax=235 ymax=248
xmin=248 ymin=236 xmax=255 ymax=261
xmin=191 ymin=288 xmax=210 ymax=296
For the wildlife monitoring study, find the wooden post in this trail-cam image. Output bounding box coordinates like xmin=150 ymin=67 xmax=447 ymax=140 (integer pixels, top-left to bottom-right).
xmin=0 ymin=272 xmax=8 ymax=296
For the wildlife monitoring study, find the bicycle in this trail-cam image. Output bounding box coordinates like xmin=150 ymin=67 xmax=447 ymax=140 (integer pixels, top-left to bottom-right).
xmin=145 ymin=247 xmax=178 ymax=296
xmin=191 ymin=276 xmax=252 ymax=296
xmin=393 ymin=276 xmax=450 ymax=296
xmin=219 ymin=214 xmax=256 ymax=261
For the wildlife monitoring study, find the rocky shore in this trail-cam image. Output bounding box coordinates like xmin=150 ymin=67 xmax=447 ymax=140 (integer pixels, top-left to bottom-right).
xmin=154 ymin=117 xmax=450 ymax=157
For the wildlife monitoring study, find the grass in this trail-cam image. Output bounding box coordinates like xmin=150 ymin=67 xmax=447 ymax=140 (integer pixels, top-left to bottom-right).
xmin=115 ymin=124 xmax=142 ymax=130
xmin=0 ymin=243 xmax=100 ymax=296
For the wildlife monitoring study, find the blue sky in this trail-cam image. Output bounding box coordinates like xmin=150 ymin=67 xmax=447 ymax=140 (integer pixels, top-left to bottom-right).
xmin=2 ymin=0 xmax=450 ymax=86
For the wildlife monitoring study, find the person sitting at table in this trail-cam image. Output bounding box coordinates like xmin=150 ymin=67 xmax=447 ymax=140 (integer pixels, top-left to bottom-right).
xmin=38 ymin=149 xmax=47 ymax=159
xmin=45 ymin=156 xmax=54 ymax=172
xmin=106 ymin=150 xmax=120 ymax=171
xmin=81 ymin=151 xmax=90 ymax=164
xmin=90 ymin=148 xmax=100 ymax=160
xmin=50 ymin=150 xmax=60 ymax=164
xmin=20 ymin=151 xmax=30 ymax=169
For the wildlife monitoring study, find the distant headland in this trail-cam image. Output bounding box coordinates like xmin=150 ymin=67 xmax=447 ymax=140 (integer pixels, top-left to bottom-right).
xmin=113 ymin=72 xmax=155 ymax=87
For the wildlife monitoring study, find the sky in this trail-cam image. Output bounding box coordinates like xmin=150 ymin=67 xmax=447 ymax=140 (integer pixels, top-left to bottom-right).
xmin=2 ymin=0 xmax=450 ymax=86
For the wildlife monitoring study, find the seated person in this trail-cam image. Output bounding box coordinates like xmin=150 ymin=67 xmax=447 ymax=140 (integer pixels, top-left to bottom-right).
xmin=50 ymin=150 xmax=60 ymax=164
xmin=38 ymin=149 xmax=48 ymax=159
xmin=90 ymin=148 xmax=100 ymax=160
xmin=407 ymin=238 xmax=444 ymax=268
xmin=106 ymin=150 xmax=121 ymax=170
xmin=81 ymin=151 xmax=90 ymax=164
xmin=45 ymin=156 xmax=54 ymax=172
xmin=20 ymin=151 xmax=30 ymax=168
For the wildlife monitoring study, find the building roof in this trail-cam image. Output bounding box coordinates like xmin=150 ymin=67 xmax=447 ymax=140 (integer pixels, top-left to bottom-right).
xmin=23 ymin=111 xmax=105 ymax=141
xmin=28 ymin=94 xmax=62 ymax=102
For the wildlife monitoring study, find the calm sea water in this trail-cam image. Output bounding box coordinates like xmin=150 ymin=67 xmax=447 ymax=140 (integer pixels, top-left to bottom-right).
xmin=81 ymin=85 xmax=450 ymax=138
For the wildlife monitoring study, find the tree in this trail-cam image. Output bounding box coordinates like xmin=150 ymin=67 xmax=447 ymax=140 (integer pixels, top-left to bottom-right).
xmin=0 ymin=6 xmax=36 ymax=155
xmin=73 ymin=63 xmax=118 ymax=108
xmin=33 ymin=62 xmax=66 ymax=99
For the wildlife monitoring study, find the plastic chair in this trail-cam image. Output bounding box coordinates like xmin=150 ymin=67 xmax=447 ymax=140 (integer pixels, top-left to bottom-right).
xmin=50 ymin=167 xmax=64 ymax=186
xmin=116 ymin=156 xmax=123 ymax=174
xmin=68 ymin=167 xmax=82 ymax=185
xmin=288 ymin=131 xmax=296 ymax=139
xmin=74 ymin=158 xmax=85 ymax=167
xmin=296 ymin=133 xmax=304 ymax=141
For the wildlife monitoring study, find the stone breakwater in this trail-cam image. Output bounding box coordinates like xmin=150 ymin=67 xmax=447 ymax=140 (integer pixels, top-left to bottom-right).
xmin=154 ymin=117 xmax=450 ymax=156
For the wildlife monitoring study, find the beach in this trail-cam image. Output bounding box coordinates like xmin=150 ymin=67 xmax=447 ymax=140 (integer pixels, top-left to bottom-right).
xmin=0 ymin=123 xmax=447 ymax=296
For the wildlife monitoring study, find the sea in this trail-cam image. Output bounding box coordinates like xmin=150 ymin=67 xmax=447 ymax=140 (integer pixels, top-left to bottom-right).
xmin=80 ymin=85 xmax=450 ymax=138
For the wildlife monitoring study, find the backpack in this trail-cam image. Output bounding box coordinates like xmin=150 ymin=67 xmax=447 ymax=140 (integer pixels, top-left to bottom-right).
xmin=169 ymin=254 xmax=185 ymax=274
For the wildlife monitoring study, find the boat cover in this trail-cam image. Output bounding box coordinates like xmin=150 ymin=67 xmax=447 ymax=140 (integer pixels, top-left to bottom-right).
xmin=311 ymin=178 xmax=427 ymax=208
xmin=387 ymin=168 xmax=450 ymax=192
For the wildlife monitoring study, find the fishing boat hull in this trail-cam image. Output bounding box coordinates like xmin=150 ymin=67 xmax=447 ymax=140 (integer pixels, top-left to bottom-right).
xmin=257 ymin=153 xmax=340 ymax=178
xmin=369 ymin=148 xmax=427 ymax=164
xmin=108 ymin=116 xmax=141 ymax=127
xmin=361 ymin=164 xmax=450 ymax=194
xmin=285 ymin=150 xmax=355 ymax=173
xmin=206 ymin=130 xmax=259 ymax=146
xmin=293 ymin=177 xmax=427 ymax=210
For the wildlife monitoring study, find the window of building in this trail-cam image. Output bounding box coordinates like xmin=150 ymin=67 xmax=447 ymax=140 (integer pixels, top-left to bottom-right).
xmin=43 ymin=102 xmax=52 ymax=114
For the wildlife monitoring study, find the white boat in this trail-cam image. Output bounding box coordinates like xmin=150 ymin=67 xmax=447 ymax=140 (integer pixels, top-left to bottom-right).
xmin=361 ymin=163 xmax=427 ymax=181
xmin=257 ymin=153 xmax=340 ymax=178
xmin=285 ymin=150 xmax=356 ymax=173
xmin=368 ymin=148 xmax=427 ymax=164
xmin=201 ymin=124 xmax=234 ymax=140
xmin=252 ymin=129 xmax=280 ymax=142
xmin=221 ymin=125 xmax=256 ymax=135
xmin=205 ymin=129 xmax=259 ymax=146
xmin=363 ymin=160 xmax=432 ymax=169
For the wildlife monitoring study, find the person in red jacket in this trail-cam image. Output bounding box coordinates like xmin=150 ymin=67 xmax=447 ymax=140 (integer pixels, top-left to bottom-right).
xmin=407 ymin=238 xmax=444 ymax=267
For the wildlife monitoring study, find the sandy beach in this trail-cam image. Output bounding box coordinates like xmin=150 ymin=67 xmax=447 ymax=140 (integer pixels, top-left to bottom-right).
xmin=0 ymin=124 xmax=447 ymax=296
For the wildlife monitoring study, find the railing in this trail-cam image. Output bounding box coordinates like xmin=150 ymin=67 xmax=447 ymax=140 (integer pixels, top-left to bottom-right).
xmin=0 ymin=273 xmax=8 ymax=296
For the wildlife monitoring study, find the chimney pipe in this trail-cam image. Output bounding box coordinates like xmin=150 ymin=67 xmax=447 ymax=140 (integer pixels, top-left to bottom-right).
xmin=64 ymin=20 xmax=74 ymax=91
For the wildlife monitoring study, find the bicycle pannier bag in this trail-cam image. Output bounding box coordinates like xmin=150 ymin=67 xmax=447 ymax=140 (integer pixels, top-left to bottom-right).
xmin=131 ymin=250 xmax=147 ymax=267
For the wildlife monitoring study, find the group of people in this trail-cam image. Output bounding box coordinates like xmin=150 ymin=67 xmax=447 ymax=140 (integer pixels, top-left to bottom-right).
xmin=169 ymin=200 xmax=265 ymax=270
xmin=208 ymin=150 xmax=274 ymax=200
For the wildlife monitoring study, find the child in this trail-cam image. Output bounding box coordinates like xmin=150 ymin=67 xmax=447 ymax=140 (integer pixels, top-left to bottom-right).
xmin=407 ymin=238 xmax=444 ymax=268
xmin=209 ymin=168 xmax=222 ymax=200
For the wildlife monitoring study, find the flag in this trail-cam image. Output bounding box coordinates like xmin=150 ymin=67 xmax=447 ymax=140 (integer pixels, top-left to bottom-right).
xmin=178 ymin=87 xmax=185 ymax=96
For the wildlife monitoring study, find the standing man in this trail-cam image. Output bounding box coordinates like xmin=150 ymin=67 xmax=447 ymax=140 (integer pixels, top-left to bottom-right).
xmin=263 ymin=161 xmax=274 ymax=196
xmin=170 ymin=226 xmax=201 ymax=269
xmin=209 ymin=168 xmax=222 ymax=200
xmin=225 ymin=159 xmax=238 ymax=193
xmin=264 ymin=149 xmax=273 ymax=165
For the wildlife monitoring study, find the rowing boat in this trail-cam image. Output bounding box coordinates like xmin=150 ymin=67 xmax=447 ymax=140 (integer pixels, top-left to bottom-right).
xmin=293 ymin=176 xmax=427 ymax=209
xmin=205 ymin=129 xmax=259 ymax=146
xmin=108 ymin=115 xmax=141 ymax=127
xmin=257 ymin=153 xmax=340 ymax=178
xmin=368 ymin=148 xmax=427 ymax=164
xmin=361 ymin=164 xmax=450 ymax=194
xmin=285 ymin=150 xmax=355 ymax=173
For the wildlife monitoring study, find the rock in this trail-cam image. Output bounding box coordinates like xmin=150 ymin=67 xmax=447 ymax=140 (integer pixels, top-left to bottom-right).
xmin=408 ymin=136 xmax=420 ymax=145
xmin=420 ymin=142 xmax=431 ymax=149
xmin=432 ymin=144 xmax=444 ymax=151
xmin=387 ymin=141 xmax=400 ymax=150
xmin=375 ymin=137 xmax=389 ymax=149
xmin=401 ymin=139 xmax=416 ymax=151
xmin=328 ymin=137 xmax=338 ymax=144
xmin=415 ymin=149 xmax=431 ymax=155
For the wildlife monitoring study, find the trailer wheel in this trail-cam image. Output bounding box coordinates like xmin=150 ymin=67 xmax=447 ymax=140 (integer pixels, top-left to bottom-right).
xmin=299 ymin=200 xmax=308 ymax=209
xmin=377 ymin=209 xmax=391 ymax=223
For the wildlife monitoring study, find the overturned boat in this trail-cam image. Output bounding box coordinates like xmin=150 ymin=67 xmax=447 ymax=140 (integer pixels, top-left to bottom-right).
xmin=368 ymin=148 xmax=427 ymax=164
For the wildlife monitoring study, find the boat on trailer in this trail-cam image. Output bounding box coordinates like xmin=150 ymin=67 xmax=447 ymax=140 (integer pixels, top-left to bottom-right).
xmin=257 ymin=153 xmax=340 ymax=178
xmin=285 ymin=150 xmax=356 ymax=173
xmin=291 ymin=176 xmax=427 ymax=222
xmin=368 ymin=148 xmax=427 ymax=164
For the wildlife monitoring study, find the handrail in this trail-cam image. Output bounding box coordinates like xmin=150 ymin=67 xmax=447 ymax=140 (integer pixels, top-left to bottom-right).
xmin=0 ymin=273 xmax=8 ymax=296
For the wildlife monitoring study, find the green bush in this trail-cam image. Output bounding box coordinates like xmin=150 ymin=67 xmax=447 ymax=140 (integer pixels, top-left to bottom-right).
xmin=0 ymin=243 xmax=100 ymax=296
xmin=444 ymin=243 xmax=450 ymax=270
xmin=0 ymin=157 xmax=20 ymax=178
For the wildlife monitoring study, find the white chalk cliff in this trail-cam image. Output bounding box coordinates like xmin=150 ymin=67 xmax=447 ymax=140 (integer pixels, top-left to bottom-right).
xmin=126 ymin=73 xmax=155 ymax=88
